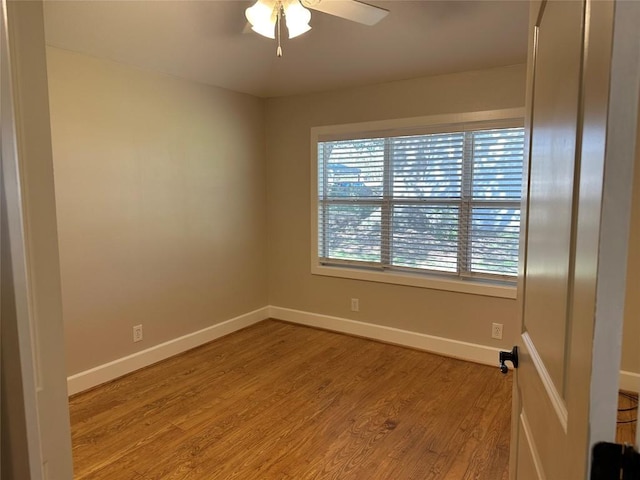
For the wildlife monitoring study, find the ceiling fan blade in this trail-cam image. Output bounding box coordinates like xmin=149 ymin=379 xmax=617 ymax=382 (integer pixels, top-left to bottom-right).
xmin=302 ymin=0 xmax=389 ymax=26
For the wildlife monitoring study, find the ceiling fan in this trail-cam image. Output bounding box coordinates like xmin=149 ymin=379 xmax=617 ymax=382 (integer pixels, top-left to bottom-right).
xmin=245 ymin=0 xmax=389 ymax=57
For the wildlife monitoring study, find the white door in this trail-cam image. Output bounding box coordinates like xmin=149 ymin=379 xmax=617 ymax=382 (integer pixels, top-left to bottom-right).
xmin=512 ymin=0 xmax=640 ymax=479
xmin=1 ymin=0 xmax=73 ymax=478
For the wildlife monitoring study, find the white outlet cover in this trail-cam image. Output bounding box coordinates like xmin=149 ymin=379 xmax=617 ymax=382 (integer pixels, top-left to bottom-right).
xmin=351 ymin=298 xmax=359 ymax=312
xmin=491 ymin=323 xmax=503 ymax=340
xmin=133 ymin=325 xmax=143 ymax=342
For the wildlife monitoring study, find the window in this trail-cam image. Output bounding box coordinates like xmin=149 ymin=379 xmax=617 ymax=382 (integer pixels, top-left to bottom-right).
xmin=312 ymin=111 xmax=525 ymax=297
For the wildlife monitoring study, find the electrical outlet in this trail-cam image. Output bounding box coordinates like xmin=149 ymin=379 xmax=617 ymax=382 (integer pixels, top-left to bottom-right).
xmin=491 ymin=323 xmax=503 ymax=340
xmin=351 ymin=298 xmax=359 ymax=312
xmin=133 ymin=324 xmax=143 ymax=343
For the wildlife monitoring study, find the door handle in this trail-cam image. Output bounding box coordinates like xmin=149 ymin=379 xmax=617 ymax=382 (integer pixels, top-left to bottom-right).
xmin=499 ymin=346 xmax=519 ymax=374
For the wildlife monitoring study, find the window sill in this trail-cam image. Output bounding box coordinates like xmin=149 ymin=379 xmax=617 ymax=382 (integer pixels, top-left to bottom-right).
xmin=311 ymin=264 xmax=517 ymax=299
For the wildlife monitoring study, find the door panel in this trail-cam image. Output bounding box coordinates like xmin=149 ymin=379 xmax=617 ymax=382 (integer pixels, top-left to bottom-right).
xmin=523 ymin=0 xmax=583 ymax=399
xmin=517 ymin=412 xmax=544 ymax=480
xmin=518 ymin=336 xmax=569 ymax=477
xmin=517 ymin=3 xmax=584 ymax=477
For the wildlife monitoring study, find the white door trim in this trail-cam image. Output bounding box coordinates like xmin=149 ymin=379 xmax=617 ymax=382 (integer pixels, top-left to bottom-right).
xmin=522 ymin=332 xmax=568 ymax=432
xmin=1 ymin=1 xmax=74 ymax=478
xmin=520 ymin=410 xmax=547 ymax=480
xmin=587 ymin=0 xmax=640 ymax=448
xmin=1 ymin=1 xmax=45 ymax=477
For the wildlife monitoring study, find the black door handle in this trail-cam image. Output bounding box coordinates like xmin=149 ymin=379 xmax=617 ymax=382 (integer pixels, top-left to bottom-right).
xmin=499 ymin=346 xmax=519 ymax=374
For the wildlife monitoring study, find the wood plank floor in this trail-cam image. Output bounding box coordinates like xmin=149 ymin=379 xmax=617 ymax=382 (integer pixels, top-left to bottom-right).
xmin=616 ymin=391 xmax=638 ymax=445
xmin=69 ymin=320 xmax=513 ymax=479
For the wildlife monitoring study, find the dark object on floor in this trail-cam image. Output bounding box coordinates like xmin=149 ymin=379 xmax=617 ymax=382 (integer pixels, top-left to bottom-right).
xmin=591 ymin=442 xmax=640 ymax=479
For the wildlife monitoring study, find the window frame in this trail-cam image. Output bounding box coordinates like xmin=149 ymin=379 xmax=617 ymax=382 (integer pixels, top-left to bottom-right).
xmin=310 ymin=108 xmax=525 ymax=299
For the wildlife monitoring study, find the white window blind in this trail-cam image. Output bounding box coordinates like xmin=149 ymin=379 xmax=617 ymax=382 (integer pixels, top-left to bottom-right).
xmin=317 ymin=126 xmax=525 ymax=281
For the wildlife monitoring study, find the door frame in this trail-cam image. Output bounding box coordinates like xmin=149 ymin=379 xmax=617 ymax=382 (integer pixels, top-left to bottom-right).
xmin=1 ymin=0 xmax=73 ymax=478
xmin=510 ymin=0 xmax=640 ymax=478
xmin=1 ymin=1 xmax=45 ymax=477
xmin=586 ymin=0 xmax=640 ymax=448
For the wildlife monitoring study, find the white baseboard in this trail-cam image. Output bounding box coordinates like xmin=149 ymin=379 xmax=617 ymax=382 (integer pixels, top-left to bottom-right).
xmin=66 ymin=307 xmax=270 ymax=396
xmin=270 ymin=307 xmax=640 ymax=388
xmin=68 ymin=304 xmax=638 ymax=396
xmin=620 ymin=370 xmax=640 ymax=393
xmin=268 ymin=306 xmax=503 ymax=368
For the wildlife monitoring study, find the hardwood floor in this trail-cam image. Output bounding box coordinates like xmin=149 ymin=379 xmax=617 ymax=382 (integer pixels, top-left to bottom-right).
xmin=69 ymin=320 xmax=513 ymax=479
xmin=616 ymin=391 xmax=638 ymax=445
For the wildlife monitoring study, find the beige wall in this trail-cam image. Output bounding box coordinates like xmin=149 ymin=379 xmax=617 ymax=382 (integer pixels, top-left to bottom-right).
xmin=621 ymin=102 xmax=640 ymax=375
xmin=266 ymin=64 xmax=526 ymax=348
xmin=47 ymin=48 xmax=637 ymax=376
xmin=46 ymin=47 xmax=268 ymax=375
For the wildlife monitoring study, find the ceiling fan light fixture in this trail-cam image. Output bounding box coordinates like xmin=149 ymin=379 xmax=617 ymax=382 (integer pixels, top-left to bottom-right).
xmin=245 ymin=0 xmax=277 ymax=39
xmin=251 ymin=22 xmax=277 ymax=39
xmin=283 ymin=0 xmax=312 ymax=39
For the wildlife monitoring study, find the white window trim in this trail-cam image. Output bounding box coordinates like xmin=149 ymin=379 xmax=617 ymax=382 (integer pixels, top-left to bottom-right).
xmin=310 ymin=108 xmax=525 ymax=299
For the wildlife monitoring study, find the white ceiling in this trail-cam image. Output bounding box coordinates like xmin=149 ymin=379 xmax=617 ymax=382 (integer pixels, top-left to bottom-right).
xmin=43 ymin=0 xmax=529 ymax=98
